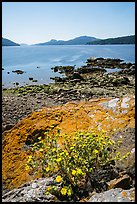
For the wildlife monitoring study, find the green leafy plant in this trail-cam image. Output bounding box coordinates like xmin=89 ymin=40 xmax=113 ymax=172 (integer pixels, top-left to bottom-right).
xmin=26 ymin=128 xmax=126 ymax=200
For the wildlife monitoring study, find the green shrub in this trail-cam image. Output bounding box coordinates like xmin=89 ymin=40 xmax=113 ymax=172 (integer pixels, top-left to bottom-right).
xmin=25 ymin=129 xmax=125 ymax=200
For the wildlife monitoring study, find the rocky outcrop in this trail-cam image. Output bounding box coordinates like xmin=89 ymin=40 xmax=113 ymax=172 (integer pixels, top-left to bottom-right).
xmin=87 ymin=188 xmax=135 ymax=202
xmin=2 ymin=177 xmax=59 ymax=202
xmin=119 ymin=64 xmax=135 ymax=75
xmin=51 ymin=65 xmax=74 ymax=74
xmin=107 ymin=174 xmax=132 ymax=190
xmin=85 ymin=57 xmax=133 ymax=70
xmin=2 ymin=177 xmax=135 ymax=202
xmin=2 ymin=95 xmax=135 ymax=191
xmin=77 ymin=66 xmax=106 ymax=74
xmin=51 ymin=58 xmax=135 ymax=81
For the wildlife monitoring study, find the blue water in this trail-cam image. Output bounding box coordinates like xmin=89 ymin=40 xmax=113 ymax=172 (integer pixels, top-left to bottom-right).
xmin=2 ymin=44 xmax=135 ymax=88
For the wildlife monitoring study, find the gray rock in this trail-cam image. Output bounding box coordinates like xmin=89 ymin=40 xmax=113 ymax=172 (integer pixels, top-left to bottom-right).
xmin=121 ymin=97 xmax=130 ymax=108
xmin=32 ymin=182 xmax=38 ymax=189
xmin=2 ymin=177 xmax=58 ymax=202
xmin=87 ymin=188 xmax=135 ymax=202
xmin=99 ymin=98 xmax=119 ymax=111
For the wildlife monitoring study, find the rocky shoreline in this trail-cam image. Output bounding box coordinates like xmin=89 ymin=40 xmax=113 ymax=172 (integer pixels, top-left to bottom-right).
xmin=2 ymin=57 xmax=135 ymax=134
xmin=2 ymin=57 xmax=135 ymax=202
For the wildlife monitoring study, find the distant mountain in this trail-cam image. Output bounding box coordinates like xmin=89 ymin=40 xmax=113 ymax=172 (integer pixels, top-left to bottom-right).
xmin=36 ymin=39 xmax=65 ymax=45
xmin=2 ymin=38 xmax=20 ymax=46
xmin=34 ymin=36 xmax=100 ymax=45
xmin=87 ymin=35 xmax=135 ymax=45
xmin=20 ymin=43 xmax=29 ymax=46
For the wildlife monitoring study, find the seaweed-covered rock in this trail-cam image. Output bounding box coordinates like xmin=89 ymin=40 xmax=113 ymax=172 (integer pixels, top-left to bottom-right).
xmin=86 ymin=57 xmax=124 ymax=69
xmin=72 ymin=71 xmax=84 ymax=80
xmin=50 ymin=76 xmax=65 ymax=83
xmin=112 ymin=76 xmax=130 ymax=86
xmin=12 ymin=70 xmax=25 ymax=74
xmin=119 ymin=64 xmax=135 ymax=75
xmin=29 ymin=77 xmax=33 ymax=81
xmin=77 ymin=66 xmax=106 ymax=74
xmin=51 ymin=65 xmax=74 ymax=75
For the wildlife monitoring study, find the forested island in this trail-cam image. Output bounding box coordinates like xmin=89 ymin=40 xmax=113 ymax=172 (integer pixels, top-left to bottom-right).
xmin=2 ymin=35 xmax=135 ymax=46
xmin=87 ymin=35 xmax=135 ymax=45
xmin=2 ymin=38 xmax=20 ymax=46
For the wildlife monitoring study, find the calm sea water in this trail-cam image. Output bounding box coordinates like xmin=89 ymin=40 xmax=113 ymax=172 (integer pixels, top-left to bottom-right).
xmin=2 ymin=44 xmax=135 ymax=88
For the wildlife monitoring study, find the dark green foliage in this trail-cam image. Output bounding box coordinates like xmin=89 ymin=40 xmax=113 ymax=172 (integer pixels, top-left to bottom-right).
xmin=87 ymin=35 xmax=135 ymax=45
xmin=2 ymin=38 xmax=20 ymax=46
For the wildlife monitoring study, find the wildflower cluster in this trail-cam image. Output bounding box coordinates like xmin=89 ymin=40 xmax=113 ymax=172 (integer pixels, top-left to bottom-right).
xmin=26 ymin=128 xmax=128 ymax=200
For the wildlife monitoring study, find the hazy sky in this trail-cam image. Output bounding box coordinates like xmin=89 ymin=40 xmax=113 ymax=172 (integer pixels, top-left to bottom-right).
xmin=2 ymin=2 xmax=135 ymax=45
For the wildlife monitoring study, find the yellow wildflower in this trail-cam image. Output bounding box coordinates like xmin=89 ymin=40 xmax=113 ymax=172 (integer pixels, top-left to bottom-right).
xmin=45 ymin=167 xmax=50 ymax=172
xmin=126 ymin=152 xmax=131 ymax=156
xmin=64 ymin=150 xmax=69 ymax=156
xmin=56 ymin=175 xmax=62 ymax=183
xmin=116 ymin=152 xmax=121 ymax=160
xmin=52 ymin=148 xmax=56 ymax=152
xmin=56 ymin=158 xmax=62 ymax=162
xmin=108 ymin=140 xmax=115 ymax=145
xmin=93 ymin=149 xmax=99 ymax=154
xmin=28 ymin=156 xmax=33 ymax=162
xmin=117 ymin=140 xmax=122 ymax=145
xmin=25 ymin=165 xmax=30 ymax=170
xmin=67 ymin=189 xmax=72 ymax=196
xmin=76 ymin=168 xmax=83 ymax=175
xmin=47 ymin=186 xmax=51 ymax=191
xmin=72 ymin=169 xmax=76 ymax=176
xmin=39 ymin=148 xmax=44 ymax=152
xmin=102 ymin=141 xmax=106 ymax=145
xmin=61 ymin=187 xmax=67 ymax=195
xmin=60 ymin=152 xmax=64 ymax=156
xmin=102 ymin=129 xmax=105 ymax=133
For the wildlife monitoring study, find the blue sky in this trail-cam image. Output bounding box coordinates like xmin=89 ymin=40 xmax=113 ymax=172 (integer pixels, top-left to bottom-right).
xmin=2 ymin=2 xmax=135 ymax=45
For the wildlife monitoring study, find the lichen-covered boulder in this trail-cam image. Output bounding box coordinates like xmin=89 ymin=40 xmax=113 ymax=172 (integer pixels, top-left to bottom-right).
xmin=87 ymin=188 xmax=135 ymax=202
xmin=2 ymin=95 xmax=135 ymax=190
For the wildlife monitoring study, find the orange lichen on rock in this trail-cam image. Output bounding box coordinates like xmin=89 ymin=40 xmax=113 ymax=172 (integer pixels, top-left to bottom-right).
xmin=2 ymin=95 xmax=135 ymax=190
